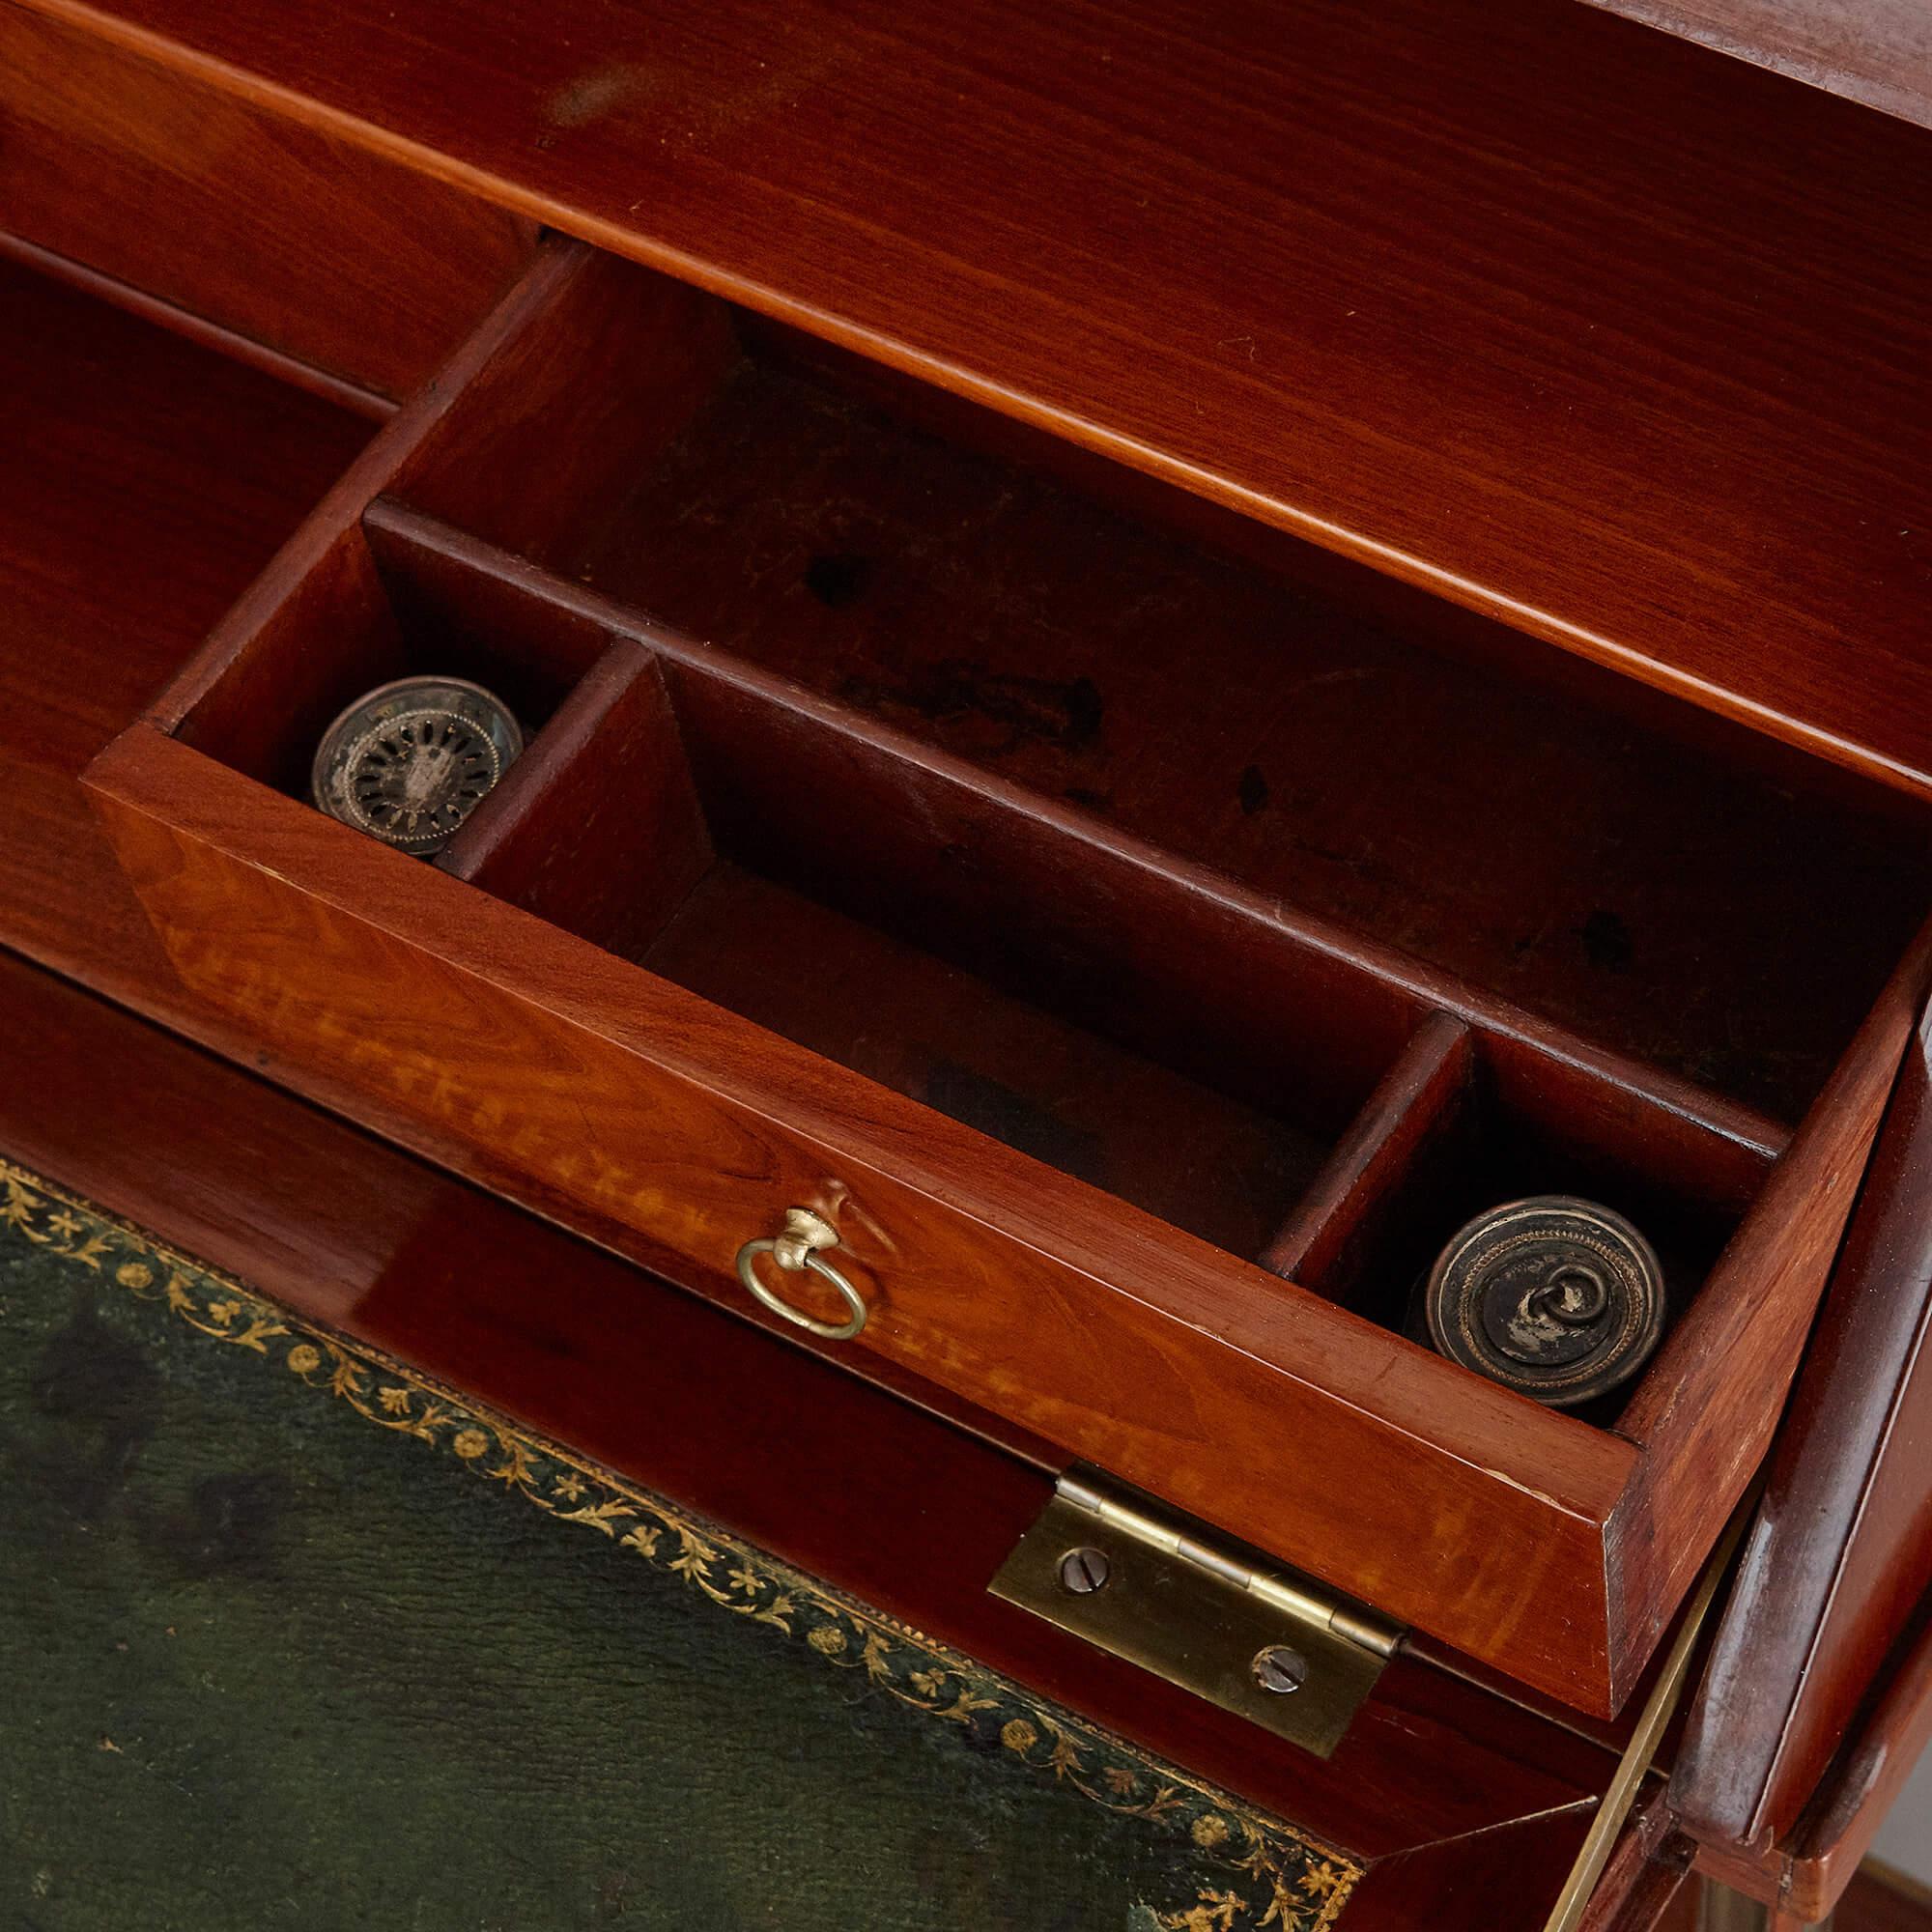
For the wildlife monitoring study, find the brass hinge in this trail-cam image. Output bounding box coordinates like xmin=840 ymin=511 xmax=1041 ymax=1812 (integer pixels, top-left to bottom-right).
xmin=989 ymin=1467 xmax=1404 ymax=1758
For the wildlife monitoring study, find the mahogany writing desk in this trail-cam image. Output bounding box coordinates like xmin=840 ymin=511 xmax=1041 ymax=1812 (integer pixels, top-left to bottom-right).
xmin=3 ymin=1 xmax=1930 ymax=1922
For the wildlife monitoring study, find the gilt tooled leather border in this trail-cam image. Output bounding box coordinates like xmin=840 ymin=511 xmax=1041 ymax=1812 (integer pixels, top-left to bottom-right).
xmin=0 ymin=1155 xmax=1360 ymax=1931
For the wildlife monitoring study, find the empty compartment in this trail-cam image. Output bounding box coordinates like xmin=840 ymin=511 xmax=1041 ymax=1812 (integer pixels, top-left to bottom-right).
xmin=437 ymin=636 xmax=1410 ymax=1264
xmin=387 ymin=249 xmax=1932 ymax=1134
xmin=383 ymin=538 xmax=1779 ymax=1330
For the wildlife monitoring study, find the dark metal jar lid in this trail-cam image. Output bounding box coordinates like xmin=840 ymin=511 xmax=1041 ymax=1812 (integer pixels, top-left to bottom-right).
xmin=1424 ymin=1195 xmax=1665 ymax=1407
xmin=311 ymin=676 xmax=523 ymax=856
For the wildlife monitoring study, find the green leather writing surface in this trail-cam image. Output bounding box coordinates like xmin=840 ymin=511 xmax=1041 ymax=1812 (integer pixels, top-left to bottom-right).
xmin=0 ymin=1158 xmax=1356 ymax=1931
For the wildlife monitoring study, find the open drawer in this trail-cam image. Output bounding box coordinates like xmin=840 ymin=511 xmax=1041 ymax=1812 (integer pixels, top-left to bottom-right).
xmin=83 ymin=239 xmax=1932 ymax=1718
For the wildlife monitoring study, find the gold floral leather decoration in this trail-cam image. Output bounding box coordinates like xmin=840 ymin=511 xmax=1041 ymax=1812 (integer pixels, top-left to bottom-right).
xmin=0 ymin=1157 xmax=1360 ymax=1930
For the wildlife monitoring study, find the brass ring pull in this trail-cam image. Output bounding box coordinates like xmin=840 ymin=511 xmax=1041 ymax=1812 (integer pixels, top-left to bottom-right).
xmin=734 ymin=1208 xmax=868 ymax=1341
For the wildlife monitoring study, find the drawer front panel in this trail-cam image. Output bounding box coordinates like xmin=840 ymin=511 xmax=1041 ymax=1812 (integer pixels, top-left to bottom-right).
xmin=86 ymin=721 xmax=1633 ymax=1712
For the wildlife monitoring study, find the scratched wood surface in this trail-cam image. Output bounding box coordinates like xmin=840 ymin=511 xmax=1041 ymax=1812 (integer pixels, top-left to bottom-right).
xmin=1578 ymin=0 xmax=1932 ymax=128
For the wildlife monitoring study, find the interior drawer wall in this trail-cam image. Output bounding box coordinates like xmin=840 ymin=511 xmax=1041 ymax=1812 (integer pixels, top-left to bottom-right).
xmin=0 ymin=0 xmax=537 ymax=405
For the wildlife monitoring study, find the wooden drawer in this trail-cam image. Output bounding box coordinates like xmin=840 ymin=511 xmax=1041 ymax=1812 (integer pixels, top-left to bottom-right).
xmin=83 ymin=239 xmax=1932 ymax=1719
xmin=1 ymin=949 xmax=1654 ymax=1932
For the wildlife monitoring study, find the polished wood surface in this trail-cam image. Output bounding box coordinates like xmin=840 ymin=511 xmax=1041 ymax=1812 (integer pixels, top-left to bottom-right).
xmin=8 ymin=3 xmax=1932 ymax=1901
xmin=1258 ymin=1012 xmax=1475 ymax=1299
xmin=0 ymin=947 xmax=1626 ymax=1925
xmin=365 ymin=503 xmax=1790 ymax=1199
xmin=1581 ymin=1788 xmax=1689 ymax=1932
xmin=1675 ymin=994 xmax=1932 ymax=1854
xmin=0 ymin=246 xmax=1038 ymax=1478
xmin=1690 ymin=1588 xmax=1932 ymax=1918
xmin=1616 ymin=913 xmax=1932 ymax=1669
xmin=389 ymin=246 xmax=1932 ymax=1129
xmin=440 ymin=643 xmax=720 ymax=967
xmin=22 ymin=0 xmax=1932 ymax=798
xmin=79 ymin=230 xmax=1932 ymax=1716
xmin=0 ymin=233 xmax=391 ymax=420
xmin=90 ymin=712 xmax=1649 ymax=1712
xmin=0 ymin=256 xmax=371 ymax=1006
xmin=0 ymin=0 xmax=534 ymax=404
xmin=1688 ymin=1520 xmax=1932 ymax=1909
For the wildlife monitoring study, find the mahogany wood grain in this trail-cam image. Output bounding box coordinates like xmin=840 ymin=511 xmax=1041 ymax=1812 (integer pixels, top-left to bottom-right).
xmin=155 ymin=240 xmax=607 ymax=781
xmin=387 ymin=242 xmax=737 ymax=566
xmin=82 ymin=569 xmax=1918 ymax=1719
xmin=1654 ymin=1878 xmax=1698 ymax=1931
xmin=1344 ymin=1804 xmax=1597 ymax=1928
xmin=0 ymin=247 xmax=1032 ymax=1486
xmin=1618 ymin=920 xmax=1932 ymax=1686
xmin=56 ymin=210 xmax=1920 ymax=1714
xmin=367 ymin=518 xmax=1776 ymax=1332
xmin=0 ymin=272 xmax=1060 ymax=1480
xmin=1601 ymin=1860 xmax=1691 ymax=1930
xmin=374 ymin=516 xmax=1762 ymax=1305
xmin=11 ymin=143 xmax=1917 ymax=1747
xmin=362 ymin=516 xmax=1815 ymax=1363
xmin=0 ymin=0 xmax=535 ymax=403
xmin=0 ymin=256 xmax=370 ymax=1008
xmin=1580 ymin=1786 xmax=1690 ymax=1932
xmin=738 ymin=306 xmax=1932 ymax=862
xmin=0 ymin=950 xmax=1628 ymax=1903
xmin=438 ymin=642 xmax=716 ymax=964
xmin=1260 ymin=1012 xmax=1474 ymax=1301
xmin=1690 ymin=1589 xmax=1932 ymax=1918
xmin=388 ymin=246 xmax=1932 ymax=1129
xmin=11 ymin=7 xmax=1932 ymax=1886
xmin=364 ymin=503 xmax=1789 ymax=1208
xmin=86 ymin=716 xmax=1648 ymax=1713
xmin=19 ymin=0 xmax=1932 ymax=798
xmin=632 ymin=861 xmax=1333 ymax=1264
xmin=1577 ymin=0 xmax=1932 ymax=129
xmin=0 ymin=232 xmax=390 ymax=420
xmin=1674 ymin=991 xmax=1932 ymax=1851
xmin=107 ymin=464 xmax=1923 ymax=1716
xmin=360 ymin=516 xmax=1832 ymax=1316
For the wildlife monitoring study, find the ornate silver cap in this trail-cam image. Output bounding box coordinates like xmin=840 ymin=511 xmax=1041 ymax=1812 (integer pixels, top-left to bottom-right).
xmin=311 ymin=676 xmax=523 ymax=856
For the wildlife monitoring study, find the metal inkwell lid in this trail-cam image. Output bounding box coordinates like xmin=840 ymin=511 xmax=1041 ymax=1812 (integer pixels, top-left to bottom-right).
xmin=1424 ymin=1195 xmax=1666 ymax=1408
xmin=311 ymin=676 xmax=523 ymax=856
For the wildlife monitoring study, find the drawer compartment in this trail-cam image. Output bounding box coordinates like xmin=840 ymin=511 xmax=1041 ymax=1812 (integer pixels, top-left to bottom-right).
xmin=84 ymin=240 xmax=1932 ymax=1717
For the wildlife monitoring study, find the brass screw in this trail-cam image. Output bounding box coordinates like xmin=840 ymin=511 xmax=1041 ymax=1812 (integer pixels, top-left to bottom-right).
xmin=1058 ymin=1547 xmax=1112 ymax=1595
xmin=1251 ymin=1645 xmax=1308 ymax=1695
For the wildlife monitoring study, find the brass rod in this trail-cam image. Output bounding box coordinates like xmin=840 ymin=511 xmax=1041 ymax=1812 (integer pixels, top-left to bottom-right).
xmin=1543 ymin=1504 xmax=1753 ymax=1932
